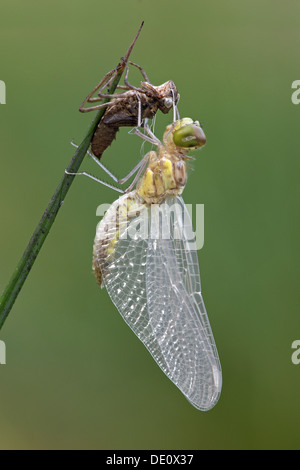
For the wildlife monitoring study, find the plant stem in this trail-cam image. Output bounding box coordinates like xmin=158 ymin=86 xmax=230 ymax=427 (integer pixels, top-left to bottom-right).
xmin=0 ymin=22 xmax=144 ymax=330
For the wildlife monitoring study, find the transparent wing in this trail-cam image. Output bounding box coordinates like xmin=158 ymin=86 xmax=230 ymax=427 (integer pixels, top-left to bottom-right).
xmin=96 ymin=194 xmax=222 ymax=410
xmin=146 ymin=197 xmax=222 ymax=410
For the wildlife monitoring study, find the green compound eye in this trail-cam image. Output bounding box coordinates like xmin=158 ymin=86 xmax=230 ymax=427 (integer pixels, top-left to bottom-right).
xmin=173 ymin=123 xmax=207 ymax=149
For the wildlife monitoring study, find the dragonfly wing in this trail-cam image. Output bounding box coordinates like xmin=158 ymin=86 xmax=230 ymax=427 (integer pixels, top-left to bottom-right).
xmin=146 ymin=197 xmax=222 ymax=410
xmin=96 ymin=193 xmax=222 ymax=410
xmin=95 ymin=193 xmax=170 ymax=373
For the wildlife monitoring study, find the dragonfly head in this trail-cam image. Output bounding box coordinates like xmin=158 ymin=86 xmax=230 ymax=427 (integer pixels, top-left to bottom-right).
xmin=164 ymin=118 xmax=207 ymax=152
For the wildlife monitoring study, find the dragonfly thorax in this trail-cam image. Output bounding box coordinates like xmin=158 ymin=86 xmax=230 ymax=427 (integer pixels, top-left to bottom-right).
xmin=137 ymin=150 xmax=187 ymax=204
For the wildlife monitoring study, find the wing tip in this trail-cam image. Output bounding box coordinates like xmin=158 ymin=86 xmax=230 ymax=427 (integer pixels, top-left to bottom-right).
xmin=184 ymin=366 xmax=223 ymax=412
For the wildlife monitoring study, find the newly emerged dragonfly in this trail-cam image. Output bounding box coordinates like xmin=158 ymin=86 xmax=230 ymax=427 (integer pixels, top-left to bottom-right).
xmin=87 ymin=118 xmax=222 ymax=411
xmin=79 ymin=61 xmax=179 ymax=159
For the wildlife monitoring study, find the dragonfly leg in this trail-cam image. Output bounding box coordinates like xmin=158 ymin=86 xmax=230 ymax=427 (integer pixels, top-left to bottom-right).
xmin=70 ymin=141 xmax=148 ymax=186
xmin=134 ymin=127 xmax=160 ymax=145
xmin=65 ymin=170 xmax=125 ymax=193
xmin=143 ymin=123 xmax=161 ymax=145
xmin=124 ymin=153 xmax=150 ymax=193
xmin=65 ymin=155 xmax=148 ymax=193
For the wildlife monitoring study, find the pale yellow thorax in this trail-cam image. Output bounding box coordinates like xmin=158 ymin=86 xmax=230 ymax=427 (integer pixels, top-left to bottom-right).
xmin=136 ymin=121 xmax=190 ymax=204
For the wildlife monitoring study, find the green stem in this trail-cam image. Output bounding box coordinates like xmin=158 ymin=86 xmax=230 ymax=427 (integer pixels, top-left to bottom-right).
xmin=0 ymin=23 xmax=144 ymax=330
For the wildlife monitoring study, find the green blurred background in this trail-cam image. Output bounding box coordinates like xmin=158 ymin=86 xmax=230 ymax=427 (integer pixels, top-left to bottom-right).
xmin=0 ymin=0 xmax=299 ymax=450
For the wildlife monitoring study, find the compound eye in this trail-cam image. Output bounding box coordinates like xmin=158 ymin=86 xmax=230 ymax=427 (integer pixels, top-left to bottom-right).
xmin=173 ymin=122 xmax=207 ymax=149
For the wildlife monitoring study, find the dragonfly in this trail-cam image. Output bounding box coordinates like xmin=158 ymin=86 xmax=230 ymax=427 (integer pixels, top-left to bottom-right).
xmin=79 ymin=61 xmax=179 ymax=159
xmin=83 ymin=117 xmax=222 ymax=411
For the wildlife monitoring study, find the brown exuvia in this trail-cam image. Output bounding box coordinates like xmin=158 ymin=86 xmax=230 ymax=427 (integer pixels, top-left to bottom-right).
xmin=79 ymin=62 xmax=179 ymax=159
